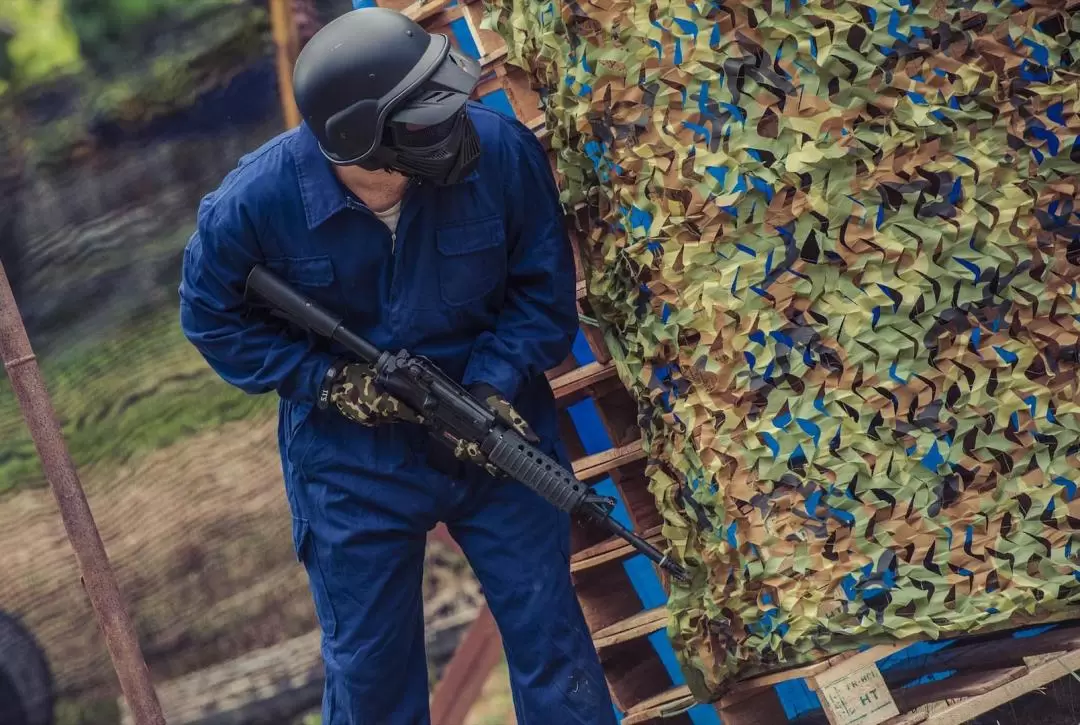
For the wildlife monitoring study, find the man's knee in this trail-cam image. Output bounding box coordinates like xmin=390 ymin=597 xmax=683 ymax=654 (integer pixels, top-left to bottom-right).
xmin=299 ymin=522 xmax=430 ymax=723
xmin=318 ymin=602 xmax=430 ymax=724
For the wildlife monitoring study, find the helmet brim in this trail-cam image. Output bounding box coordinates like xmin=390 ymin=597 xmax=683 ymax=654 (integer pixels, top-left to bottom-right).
xmin=389 ymin=46 xmax=482 ymax=128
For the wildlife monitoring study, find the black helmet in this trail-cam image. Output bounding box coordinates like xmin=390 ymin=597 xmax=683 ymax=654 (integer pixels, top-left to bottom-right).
xmin=292 ymin=8 xmax=483 ymax=185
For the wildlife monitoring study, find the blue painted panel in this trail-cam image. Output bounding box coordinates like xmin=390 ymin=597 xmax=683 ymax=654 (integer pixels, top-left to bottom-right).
xmin=776 ymin=679 xmax=820 ymax=720
xmin=479 ymin=88 xmax=516 ymax=118
xmin=449 ymin=17 xmax=481 ymax=59
xmin=573 ymin=328 xmax=598 ymax=364
xmin=567 ymin=398 xmax=612 ymax=456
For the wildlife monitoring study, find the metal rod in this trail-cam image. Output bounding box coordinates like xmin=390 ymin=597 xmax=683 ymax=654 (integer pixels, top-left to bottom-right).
xmin=0 ymin=260 xmax=167 ymax=724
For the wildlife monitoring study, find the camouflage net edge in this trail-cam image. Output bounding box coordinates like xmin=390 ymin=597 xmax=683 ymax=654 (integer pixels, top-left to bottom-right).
xmin=484 ymin=0 xmax=1080 ymax=700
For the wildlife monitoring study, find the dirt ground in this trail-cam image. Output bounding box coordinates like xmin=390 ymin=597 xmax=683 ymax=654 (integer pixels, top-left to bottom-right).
xmin=0 ymin=411 xmax=310 ymax=699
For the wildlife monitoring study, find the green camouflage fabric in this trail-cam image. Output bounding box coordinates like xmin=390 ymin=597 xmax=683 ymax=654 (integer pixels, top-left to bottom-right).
xmin=485 ymin=0 xmax=1080 ymax=700
xmin=449 ymin=433 xmax=502 ymax=476
xmin=330 ymin=363 xmax=422 ymax=426
xmin=483 ymin=389 xmax=541 ymax=444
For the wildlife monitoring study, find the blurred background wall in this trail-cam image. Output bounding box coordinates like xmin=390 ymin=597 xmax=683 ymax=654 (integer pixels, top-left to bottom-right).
xmin=0 ymin=3 xmax=501 ymax=724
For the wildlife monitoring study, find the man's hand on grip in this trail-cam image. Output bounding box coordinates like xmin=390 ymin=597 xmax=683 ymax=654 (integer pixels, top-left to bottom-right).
xmin=469 ymin=382 xmax=540 ymax=444
xmin=330 ymin=363 xmax=422 ymax=426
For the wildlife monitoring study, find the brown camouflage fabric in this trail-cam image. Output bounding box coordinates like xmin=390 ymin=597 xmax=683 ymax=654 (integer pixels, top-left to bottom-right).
xmin=450 ymin=433 xmax=502 ymax=477
xmin=485 ymin=0 xmax=1080 ymax=701
xmin=330 ymin=363 xmax=422 ymax=426
xmin=483 ymin=389 xmax=541 ymax=444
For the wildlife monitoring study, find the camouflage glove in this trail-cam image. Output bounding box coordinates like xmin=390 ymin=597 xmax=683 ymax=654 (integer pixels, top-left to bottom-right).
xmin=328 ymin=362 xmax=422 ymax=427
xmin=469 ymin=382 xmax=540 ymax=445
xmin=444 ymin=431 xmax=501 ymax=477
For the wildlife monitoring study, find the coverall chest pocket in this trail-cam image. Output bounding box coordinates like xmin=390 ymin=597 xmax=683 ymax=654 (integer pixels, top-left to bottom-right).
xmin=263 ymin=254 xmax=344 ymax=312
xmin=435 ymin=217 xmax=506 ymax=307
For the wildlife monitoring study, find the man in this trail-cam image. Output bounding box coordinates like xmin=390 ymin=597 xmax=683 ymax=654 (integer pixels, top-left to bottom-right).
xmin=178 ymin=7 xmax=617 ymax=725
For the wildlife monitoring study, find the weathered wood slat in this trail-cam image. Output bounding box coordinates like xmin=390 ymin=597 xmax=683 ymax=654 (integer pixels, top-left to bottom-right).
xmin=429 ymin=608 xmax=503 ymax=725
xmin=593 ymin=607 xmax=668 ymax=651
xmin=621 ymin=685 xmax=696 ymax=725
xmin=119 ymin=631 xmax=324 ymax=725
xmin=885 ymin=648 xmax=1080 ymax=725
xmin=571 ymin=440 xmax=645 ymax=481
xmin=550 ymin=360 xmax=618 ymax=403
xmin=570 ymin=525 xmax=664 ymax=573
xmin=401 ymin=0 xmax=455 ymax=23
xmin=880 ymin=622 xmax=1080 ymax=684
xmin=891 ymin=666 xmax=1028 ymax=716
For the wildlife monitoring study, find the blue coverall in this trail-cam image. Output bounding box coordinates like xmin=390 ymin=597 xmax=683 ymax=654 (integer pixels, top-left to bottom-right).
xmin=178 ymin=102 xmax=617 ymax=724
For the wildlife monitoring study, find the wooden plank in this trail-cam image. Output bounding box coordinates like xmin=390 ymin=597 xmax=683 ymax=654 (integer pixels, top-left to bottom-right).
xmin=474 ymin=74 xmax=505 ymax=99
xmin=576 ymin=290 xmax=614 ymax=365
xmin=570 ymin=525 xmax=664 ymax=573
xmin=608 ymin=461 xmax=664 ymax=533
xmin=417 ymin=7 xmax=466 ymax=37
xmin=550 ymin=360 xmax=618 ymax=403
xmin=574 ymin=560 xmax=647 ymax=633
xmin=814 ymin=661 xmax=899 ymax=725
xmin=545 ymin=353 xmax=580 ymax=383
xmin=601 ymin=640 xmax=691 ymax=722
xmin=119 ymin=631 xmax=323 ymax=725
xmin=429 ymin=607 xmax=503 ymax=725
xmin=269 ymin=0 xmax=301 ymax=128
xmin=460 ymin=0 xmax=507 ymax=64
xmin=884 ymin=648 xmax=1080 ymax=725
xmin=480 ymin=45 xmax=509 ymax=68
xmin=717 ymin=686 xmax=789 ymax=725
xmin=571 ymin=440 xmax=645 ymax=481
xmin=621 ymin=685 xmax=696 ymax=725
xmin=718 ymin=645 xmax=902 ymax=701
xmin=428 ymin=523 xmax=462 ymax=555
xmin=374 ymin=0 xmax=416 ymax=11
xmin=880 ymin=623 xmax=1080 ymax=684
xmin=593 ymin=607 xmax=668 ymax=650
xmin=401 ymin=0 xmax=455 ymax=23
xmin=892 ymin=666 xmax=1028 ymax=714
xmin=458 ymin=0 xmax=489 ymax=57
xmin=591 ymin=385 xmax=642 ymax=447
xmin=810 ymin=645 xmax=908 ymax=691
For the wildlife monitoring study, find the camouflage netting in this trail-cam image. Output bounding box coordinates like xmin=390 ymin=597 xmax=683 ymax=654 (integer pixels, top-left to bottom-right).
xmin=485 ymin=0 xmax=1080 ymax=700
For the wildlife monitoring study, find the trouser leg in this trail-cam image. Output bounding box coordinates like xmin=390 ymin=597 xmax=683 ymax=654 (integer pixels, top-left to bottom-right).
xmin=294 ymin=494 xmax=431 ymax=725
xmin=447 ymin=477 xmax=617 ymax=725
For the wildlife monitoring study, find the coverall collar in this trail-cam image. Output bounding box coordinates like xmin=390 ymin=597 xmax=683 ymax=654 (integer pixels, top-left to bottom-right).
xmin=293 ymin=120 xmax=482 ymax=231
xmin=293 ymin=123 xmax=351 ymax=231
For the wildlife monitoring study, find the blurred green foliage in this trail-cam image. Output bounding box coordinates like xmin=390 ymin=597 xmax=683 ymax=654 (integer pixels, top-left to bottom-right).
xmin=0 ymin=0 xmax=83 ymax=91
xmin=64 ymin=0 xmax=234 ymax=73
xmin=3 ymin=0 xmax=268 ymax=167
xmin=0 ymin=299 xmax=277 ymax=495
xmin=0 ymin=0 xmax=249 ymax=93
xmin=54 ymin=697 xmax=121 ymax=725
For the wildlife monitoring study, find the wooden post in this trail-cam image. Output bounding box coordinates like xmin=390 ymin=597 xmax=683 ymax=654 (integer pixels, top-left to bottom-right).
xmin=429 ymin=606 xmax=504 ymax=724
xmin=269 ymin=0 xmax=302 ymax=128
xmin=426 ymin=525 xmax=504 ymax=722
xmin=0 ymin=261 xmax=167 ymax=725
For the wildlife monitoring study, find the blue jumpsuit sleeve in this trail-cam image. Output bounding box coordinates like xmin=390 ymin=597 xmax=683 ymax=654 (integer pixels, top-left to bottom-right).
xmin=461 ymin=120 xmax=579 ymax=401
xmin=179 ymin=193 xmax=337 ymax=406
